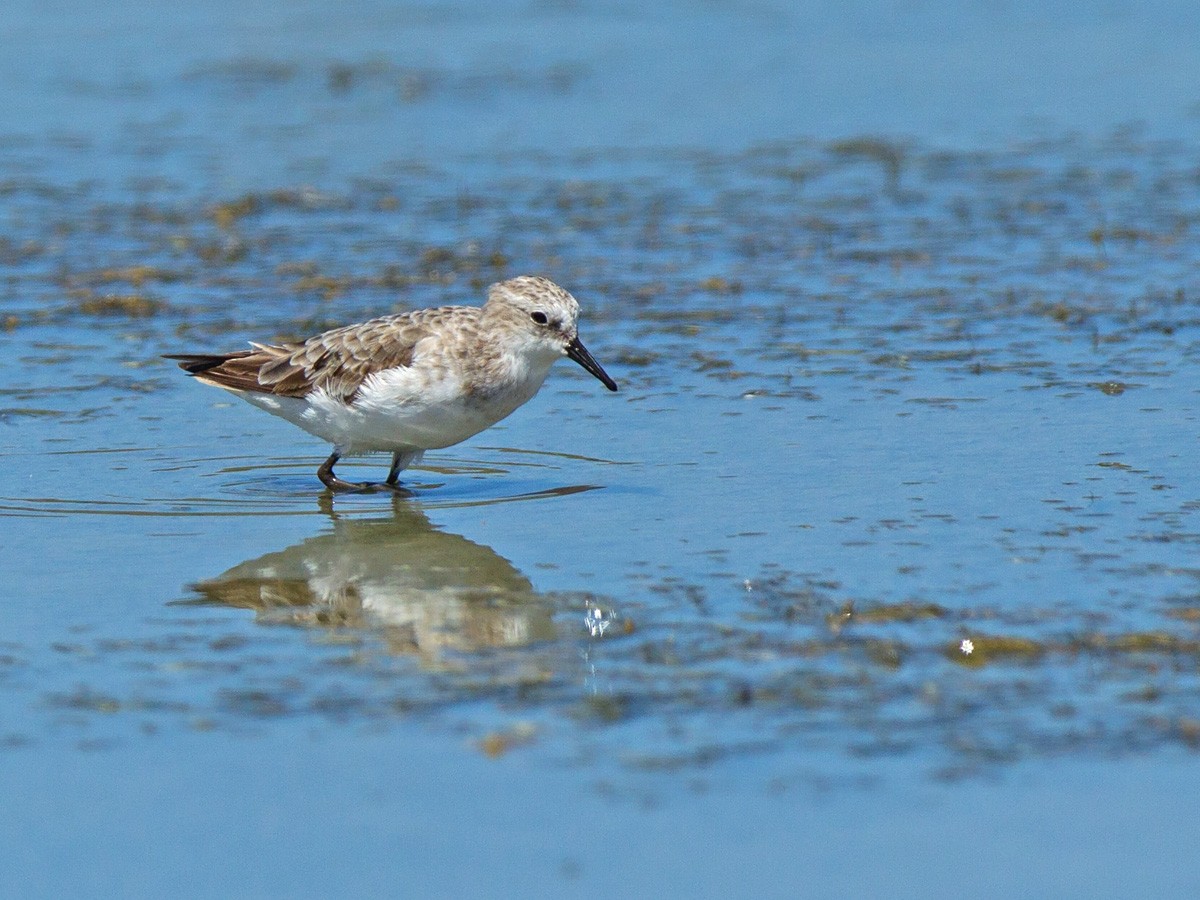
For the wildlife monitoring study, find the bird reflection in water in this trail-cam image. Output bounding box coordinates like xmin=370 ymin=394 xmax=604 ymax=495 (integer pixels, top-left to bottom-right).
xmin=185 ymin=495 xmax=584 ymax=663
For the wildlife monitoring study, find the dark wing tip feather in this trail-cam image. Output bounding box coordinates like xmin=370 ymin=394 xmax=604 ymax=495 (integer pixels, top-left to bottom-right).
xmin=162 ymin=350 xmax=289 ymax=394
xmin=162 ymin=352 xmax=254 ymax=375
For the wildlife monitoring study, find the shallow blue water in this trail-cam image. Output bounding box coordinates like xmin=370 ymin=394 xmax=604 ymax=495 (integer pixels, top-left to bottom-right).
xmin=4 ymin=1 xmax=1200 ymax=896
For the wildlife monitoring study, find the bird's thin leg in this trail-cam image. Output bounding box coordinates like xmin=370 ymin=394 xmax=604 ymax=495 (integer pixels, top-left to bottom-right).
xmin=317 ymin=450 xmax=372 ymax=492
xmin=386 ymin=451 xmax=414 ymax=486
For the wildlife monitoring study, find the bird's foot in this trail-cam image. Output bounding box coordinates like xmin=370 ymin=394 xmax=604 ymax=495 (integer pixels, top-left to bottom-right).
xmin=322 ymin=477 xmax=411 ymax=496
xmin=321 ymin=475 xmax=378 ymax=493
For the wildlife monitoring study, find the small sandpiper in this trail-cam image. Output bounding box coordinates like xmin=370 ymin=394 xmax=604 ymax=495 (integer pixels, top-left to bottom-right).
xmin=165 ymin=275 xmax=618 ymax=491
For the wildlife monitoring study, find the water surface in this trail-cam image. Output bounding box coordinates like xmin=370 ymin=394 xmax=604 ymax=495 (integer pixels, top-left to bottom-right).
xmin=3 ymin=1 xmax=1200 ymax=896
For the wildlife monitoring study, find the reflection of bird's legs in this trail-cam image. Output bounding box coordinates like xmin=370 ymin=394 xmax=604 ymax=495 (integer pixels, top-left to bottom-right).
xmin=317 ymin=491 xmax=338 ymax=518
xmin=317 ymin=450 xmax=373 ymax=492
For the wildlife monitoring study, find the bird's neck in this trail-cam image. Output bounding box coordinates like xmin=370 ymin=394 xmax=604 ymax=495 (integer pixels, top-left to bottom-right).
xmin=465 ymin=341 xmax=557 ymax=405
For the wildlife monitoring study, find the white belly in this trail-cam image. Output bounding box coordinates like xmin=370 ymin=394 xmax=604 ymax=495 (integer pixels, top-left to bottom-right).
xmin=234 ymin=362 xmax=550 ymax=454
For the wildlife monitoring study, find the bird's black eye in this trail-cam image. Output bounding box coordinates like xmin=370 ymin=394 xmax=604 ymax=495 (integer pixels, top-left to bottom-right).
xmin=530 ymin=311 xmax=549 ymax=325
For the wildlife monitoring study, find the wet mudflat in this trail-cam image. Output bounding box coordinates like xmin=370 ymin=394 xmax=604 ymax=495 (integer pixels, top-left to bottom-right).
xmin=4 ymin=1 xmax=1200 ymax=897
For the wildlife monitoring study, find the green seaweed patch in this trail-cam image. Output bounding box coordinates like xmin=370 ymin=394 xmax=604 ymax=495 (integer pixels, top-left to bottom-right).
xmin=413 ymin=245 xmax=508 ymax=279
xmin=948 ymin=634 xmax=1045 ymax=667
xmin=1089 ymin=226 xmax=1174 ymax=245
xmin=76 ymin=292 xmax=166 ymax=317
xmin=637 ymin=307 xmax=740 ymax=324
xmin=696 ymin=276 xmax=743 ymax=294
xmin=212 ymin=195 xmax=263 ymax=228
xmin=612 ymin=349 xmax=660 ymax=367
xmin=862 ymin=639 xmax=906 ymax=668
xmin=574 ymin=693 xmax=629 ymax=723
xmin=218 ymin=688 xmax=290 ymax=718
xmin=421 ymin=246 xmax=456 ymax=267
xmin=1122 ymin=684 xmax=1163 ymax=703
xmin=290 ymin=274 xmax=348 ymax=300
xmin=840 ymin=248 xmax=930 ymax=266
xmin=477 ymin=722 xmax=538 ymax=757
xmin=80 ymin=265 xmax=183 ymax=287
xmin=46 ymin=687 xmax=121 ymax=713
xmin=1178 ymin=719 xmax=1200 ymax=748
xmin=828 ymin=137 xmax=905 ymax=185
xmin=851 ymin=601 xmax=949 ymax=624
xmin=1082 ymin=631 xmax=1197 ymax=654
xmin=1030 ymin=300 xmax=1092 ymax=325
xmin=192 ymin=238 xmax=248 ymax=264
xmin=210 ymin=188 xmax=338 ymax=229
xmin=689 ymin=351 xmax=735 ymax=372
xmin=0 ymin=408 xmax=66 ymax=420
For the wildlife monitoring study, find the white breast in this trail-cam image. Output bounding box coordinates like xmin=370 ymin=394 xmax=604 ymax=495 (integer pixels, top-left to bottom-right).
xmin=238 ymin=355 xmax=557 ymax=455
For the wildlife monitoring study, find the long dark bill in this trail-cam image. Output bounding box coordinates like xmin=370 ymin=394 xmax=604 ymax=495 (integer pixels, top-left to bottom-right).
xmin=565 ymin=336 xmax=618 ymax=392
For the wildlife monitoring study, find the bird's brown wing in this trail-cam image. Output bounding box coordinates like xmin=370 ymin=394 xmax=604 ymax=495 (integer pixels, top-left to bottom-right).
xmin=165 ymin=307 xmax=474 ymax=403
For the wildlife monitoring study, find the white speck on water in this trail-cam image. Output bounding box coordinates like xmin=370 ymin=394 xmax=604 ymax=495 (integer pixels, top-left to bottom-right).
xmin=584 ymin=603 xmax=612 ymax=638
